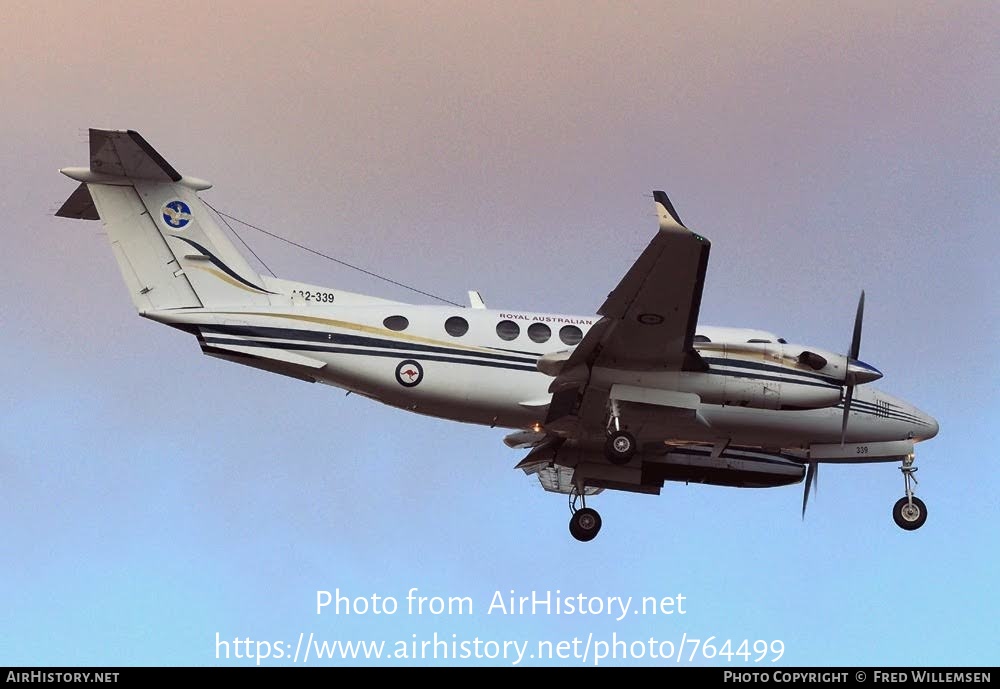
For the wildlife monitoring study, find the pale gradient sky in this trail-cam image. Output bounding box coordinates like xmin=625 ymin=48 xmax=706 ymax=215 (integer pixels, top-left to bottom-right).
xmin=1 ymin=1 xmax=997 ymax=666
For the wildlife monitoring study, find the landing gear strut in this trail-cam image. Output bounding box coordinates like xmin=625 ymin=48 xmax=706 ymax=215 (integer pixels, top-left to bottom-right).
xmin=892 ymin=454 xmax=927 ymax=530
xmin=568 ymin=487 xmax=602 ymax=542
xmin=604 ymin=398 xmax=636 ymax=465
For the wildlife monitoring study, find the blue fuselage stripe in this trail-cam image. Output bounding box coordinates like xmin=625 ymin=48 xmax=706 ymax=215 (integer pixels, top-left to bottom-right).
xmin=201 ymin=337 xmax=539 ymax=372
xmin=200 ymin=324 xmax=540 ymax=365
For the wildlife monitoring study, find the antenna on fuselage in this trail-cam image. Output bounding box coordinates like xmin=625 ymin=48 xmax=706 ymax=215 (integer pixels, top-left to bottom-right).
xmin=468 ymin=291 xmax=487 ymax=309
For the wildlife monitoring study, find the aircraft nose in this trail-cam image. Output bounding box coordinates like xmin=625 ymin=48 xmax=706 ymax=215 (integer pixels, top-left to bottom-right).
xmin=918 ymin=412 xmax=939 ymax=441
xmin=847 ymin=358 xmax=883 ymax=385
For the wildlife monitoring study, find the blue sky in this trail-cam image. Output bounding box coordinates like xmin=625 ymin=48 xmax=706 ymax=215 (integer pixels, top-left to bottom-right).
xmin=1 ymin=1 xmax=997 ymax=666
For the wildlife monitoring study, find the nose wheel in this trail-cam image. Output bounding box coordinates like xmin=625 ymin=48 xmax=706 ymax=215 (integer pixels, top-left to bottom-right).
xmin=893 ymin=496 xmax=927 ymax=530
xmin=568 ymin=488 xmax=602 ymax=542
xmin=892 ymin=455 xmax=927 ymax=531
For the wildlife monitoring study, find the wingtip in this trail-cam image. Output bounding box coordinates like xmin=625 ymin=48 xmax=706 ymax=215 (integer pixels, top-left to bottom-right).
xmin=653 ymin=190 xmax=687 ymax=231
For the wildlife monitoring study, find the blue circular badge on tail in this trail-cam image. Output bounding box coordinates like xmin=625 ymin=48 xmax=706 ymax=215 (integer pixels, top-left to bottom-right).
xmin=161 ymin=200 xmax=192 ymax=229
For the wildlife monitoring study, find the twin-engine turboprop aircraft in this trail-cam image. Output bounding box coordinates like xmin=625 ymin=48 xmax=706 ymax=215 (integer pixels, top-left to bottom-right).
xmin=57 ymin=129 xmax=938 ymax=541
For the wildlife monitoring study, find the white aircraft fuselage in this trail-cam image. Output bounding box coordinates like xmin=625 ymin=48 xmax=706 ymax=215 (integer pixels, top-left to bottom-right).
xmin=149 ymin=298 xmax=936 ymax=449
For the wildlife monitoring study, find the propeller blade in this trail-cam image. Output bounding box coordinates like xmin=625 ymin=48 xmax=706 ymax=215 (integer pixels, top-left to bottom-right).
xmin=801 ymin=462 xmax=818 ymax=519
xmin=849 ymin=290 xmax=865 ymax=360
xmin=841 ymin=291 xmax=865 ymax=445
xmin=841 ymin=384 xmax=854 ymax=446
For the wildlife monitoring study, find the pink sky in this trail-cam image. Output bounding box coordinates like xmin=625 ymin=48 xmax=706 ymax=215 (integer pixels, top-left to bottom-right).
xmin=1 ymin=2 xmax=996 ymax=666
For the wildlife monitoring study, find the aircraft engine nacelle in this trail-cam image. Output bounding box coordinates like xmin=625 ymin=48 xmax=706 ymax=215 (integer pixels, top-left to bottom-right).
xmin=683 ymin=343 xmax=846 ymax=410
xmin=690 ymin=376 xmax=842 ymax=410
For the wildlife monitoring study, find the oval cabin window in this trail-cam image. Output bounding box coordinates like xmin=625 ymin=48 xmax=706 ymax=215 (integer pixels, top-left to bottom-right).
xmin=559 ymin=325 xmax=583 ymax=346
xmin=445 ymin=316 xmax=469 ymax=337
xmin=496 ymin=320 xmax=520 ymax=341
xmin=528 ymin=322 xmax=551 ymax=343
xmin=383 ymin=315 xmax=409 ymax=331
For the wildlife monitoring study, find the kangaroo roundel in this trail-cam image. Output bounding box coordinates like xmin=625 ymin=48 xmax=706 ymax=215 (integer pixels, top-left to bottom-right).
xmin=161 ymin=200 xmax=192 ymax=229
xmin=395 ymin=360 xmax=423 ymax=388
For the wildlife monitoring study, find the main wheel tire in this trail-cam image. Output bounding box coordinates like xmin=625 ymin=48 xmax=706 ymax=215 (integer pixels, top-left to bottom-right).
xmin=605 ymin=430 xmax=637 ymax=465
xmin=892 ymin=496 xmax=927 ymax=531
xmin=569 ymin=507 xmax=602 ymax=542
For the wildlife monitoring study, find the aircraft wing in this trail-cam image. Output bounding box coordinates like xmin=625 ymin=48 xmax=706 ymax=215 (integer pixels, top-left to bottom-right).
xmin=594 ymin=190 xmax=710 ymax=369
xmin=545 ymin=191 xmax=710 ymax=428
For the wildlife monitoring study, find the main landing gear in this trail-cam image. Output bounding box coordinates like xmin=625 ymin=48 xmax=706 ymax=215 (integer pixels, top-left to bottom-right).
xmin=605 ymin=430 xmax=636 ymax=465
xmin=892 ymin=454 xmax=927 ymax=530
xmin=569 ymin=488 xmax=602 ymax=542
xmin=604 ymin=398 xmax=636 ymax=465
xmin=568 ymin=398 xmax=634 ymax=541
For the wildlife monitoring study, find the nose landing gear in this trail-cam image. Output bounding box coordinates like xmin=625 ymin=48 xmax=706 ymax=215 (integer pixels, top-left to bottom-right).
xmin=892 ymin=454 xmax=927 ymax=531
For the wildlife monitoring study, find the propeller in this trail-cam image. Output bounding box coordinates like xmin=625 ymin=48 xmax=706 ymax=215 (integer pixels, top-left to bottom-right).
xmin=801 ymin=461 xmax=818 ymax=519
xmin=840 ymin=290 xmax=871 ymax=445
xmin=804 ymin=291 xmax=879 ymax=518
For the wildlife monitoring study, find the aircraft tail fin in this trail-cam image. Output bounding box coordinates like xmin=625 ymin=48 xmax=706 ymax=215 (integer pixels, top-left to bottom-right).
xmin=57 ymin=129 xmax=275 ymax=312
